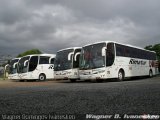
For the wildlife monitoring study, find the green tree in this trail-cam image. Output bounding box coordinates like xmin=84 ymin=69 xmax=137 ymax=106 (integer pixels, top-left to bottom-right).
xmin=145 ymin=43 xmax=160 ymax=72
xmin=17 ymin=49 xmax=42 ymax=57
xmin=144 ymin=44 xmax=160 ymax=60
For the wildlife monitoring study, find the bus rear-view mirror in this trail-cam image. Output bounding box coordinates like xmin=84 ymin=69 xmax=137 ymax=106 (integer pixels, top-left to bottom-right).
xmin=4 ymin=64 xmax=9 ymax=71
xmin=13 ymin=62 xmax=18 ymax=69
xmin=74 ymin=52 xmax=81 ymax=61
xmin=102 ymin=47 xmax=106 ymax=56
xmin=24 ymin=60 xmax=29 ymax=67
xmin=49 ymin=57 xmax=54 ymax=64
xmin=68 ymin=52 xmax=74 ymax=61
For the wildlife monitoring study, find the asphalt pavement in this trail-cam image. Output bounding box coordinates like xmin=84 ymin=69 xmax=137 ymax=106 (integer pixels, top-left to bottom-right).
xmin=0 ymin=77 xmax=160 ymax=119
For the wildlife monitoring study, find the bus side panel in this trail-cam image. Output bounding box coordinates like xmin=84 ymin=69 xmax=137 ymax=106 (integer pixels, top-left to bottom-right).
xmin=36 ymin=64 xmax=54 ymax=79
xmin=113 ymin=56 xmax=150 ymax=78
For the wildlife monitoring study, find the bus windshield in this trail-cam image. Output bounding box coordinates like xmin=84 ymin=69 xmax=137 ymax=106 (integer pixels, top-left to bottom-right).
xmin=54 ymin=49 xmax=74 ymax=71
xmin=18 ymin=56 xmax=30 ymax=73
xmin=9 ymin=59 xmax=19 ymax=74
xmin=79 ymin=43 xmax=106 ymax=69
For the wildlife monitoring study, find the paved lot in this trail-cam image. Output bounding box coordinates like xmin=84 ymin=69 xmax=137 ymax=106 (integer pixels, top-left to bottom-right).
xmin=0 ymin=77 xmax=160 ymax=119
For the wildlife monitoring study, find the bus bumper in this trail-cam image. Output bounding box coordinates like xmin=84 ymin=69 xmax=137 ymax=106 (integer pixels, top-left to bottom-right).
xmin=79 ymin=69 xmax=106 ymax=80
xmin=54 ymin=69 xmax=79 ymax=80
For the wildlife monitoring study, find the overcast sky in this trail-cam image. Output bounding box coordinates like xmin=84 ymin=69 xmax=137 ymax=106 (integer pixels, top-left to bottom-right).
xmin=0 ymin=0 xmax=160 ymax=56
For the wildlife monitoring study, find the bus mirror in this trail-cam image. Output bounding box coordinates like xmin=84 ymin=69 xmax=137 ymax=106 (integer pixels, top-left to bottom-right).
xmin=49 ymin=57 xmax=54 ymax=64
xmin=4 ymin=64 xmax=9 ymax=71
xmin=68 ymin=52 xmax=74 ymax=61
xmin=13 ymin=62 xmax=18 ymax=69
xmin=24 ymin=60 xmax=29 ymax=67
xmin=102 ymin=47 xmax=106 ymax=56
xmin=74 ymin=52 xmax=81 ymax=61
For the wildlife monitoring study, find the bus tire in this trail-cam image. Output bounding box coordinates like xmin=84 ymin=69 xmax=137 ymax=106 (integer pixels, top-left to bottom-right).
xmin=117 ymin=69 xmax=124 ymax=81
xmin=39 ymin=74 xmax=46 ymax=81
xmin=70 ymin=79 xmax=76 ymax=82
xmin=149 ymin=70 xmax=153 ymax=78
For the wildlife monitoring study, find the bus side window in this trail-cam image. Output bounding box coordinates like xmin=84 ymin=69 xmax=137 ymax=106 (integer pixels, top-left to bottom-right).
xmin=29 ymin=56 xmax=38 ymax=72
xmin=39 ymin=56 xmax=50 ymax=64
xmin=116 ymin=44 xmax=124 ymax=56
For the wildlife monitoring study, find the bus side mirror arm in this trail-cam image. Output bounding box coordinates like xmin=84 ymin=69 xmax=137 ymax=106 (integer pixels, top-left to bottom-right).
xmin=13 ymin=62 xmax=18 ymax=69
xmin=49 ymin=57 xmax=55 ymax=64
xmin=74 ymin=52 xmax=81 ymax=61
xmin=4 ymin=64 xmax=9 ymax=71
xmin=24 ymin=60 xmax=29 ymax=67
xmin=68 ymin=52 xmax=74 ymax=61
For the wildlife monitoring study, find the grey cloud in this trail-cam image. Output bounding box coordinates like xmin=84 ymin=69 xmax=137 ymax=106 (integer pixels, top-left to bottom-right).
xmin=0 ymin=0 xmax=160 ymax=56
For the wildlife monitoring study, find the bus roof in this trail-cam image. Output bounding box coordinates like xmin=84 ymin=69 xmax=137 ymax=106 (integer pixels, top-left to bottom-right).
xmin=11 ymin=57 xmax=21 ymax=61
xmin=82 ymin=41 xmax=156 ymax=53
xmin=57 ymin=47 xmax=81 ymax=52
xmin=22 ymin=54 xmax=56 ymax=58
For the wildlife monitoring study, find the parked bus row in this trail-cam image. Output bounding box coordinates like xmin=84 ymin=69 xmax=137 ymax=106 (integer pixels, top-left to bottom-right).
xmin=8 ymin=54 xmax=55 ymax=81
xmin=6 ymin=41 xmax=159 ymax=82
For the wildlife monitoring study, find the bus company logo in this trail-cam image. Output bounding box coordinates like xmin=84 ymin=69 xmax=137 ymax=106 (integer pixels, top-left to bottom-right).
xmin=129 ymin=59 xmax=146 ymax=65
xmin=49 ymin=65 xmax=54 ymax=69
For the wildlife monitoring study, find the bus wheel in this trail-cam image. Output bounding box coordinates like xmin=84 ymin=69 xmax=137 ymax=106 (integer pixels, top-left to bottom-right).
xmin=118 ymin=70 xmax=124 ymax=81
xmin=39 ymin=74 xmax=46 ymax=81
xmin=70 ymin=79 xmax=76 ymax=82
xmin=149 ymin=70 xmax=153 ymax=77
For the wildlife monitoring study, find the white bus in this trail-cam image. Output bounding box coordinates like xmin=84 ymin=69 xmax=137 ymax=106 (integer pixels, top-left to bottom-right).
xmin=79 ymin=41 xmax=158 ymax=82
xmin=54 ymin=47 xmax=81 ymax=82
xmin=7 ymin=58 xmax=21 ymax=80
xmin=17 ymin=54 xmax=55 ymax=81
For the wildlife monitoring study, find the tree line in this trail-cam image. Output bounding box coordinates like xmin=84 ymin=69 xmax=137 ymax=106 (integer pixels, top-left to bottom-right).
xmin=144 ymin=43 xmax=160 ymax=72
xmin=16 ymin=49 xmax=42 ymax=57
